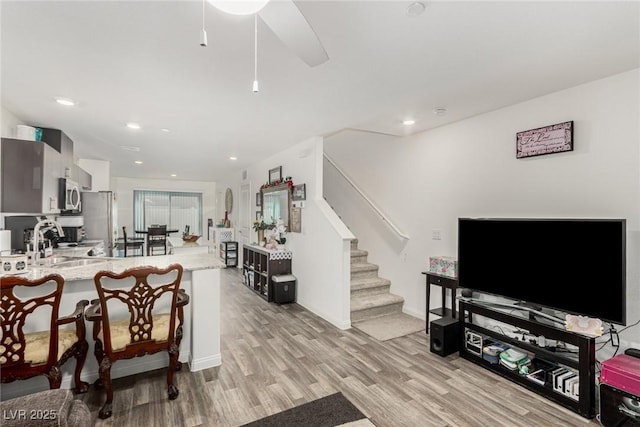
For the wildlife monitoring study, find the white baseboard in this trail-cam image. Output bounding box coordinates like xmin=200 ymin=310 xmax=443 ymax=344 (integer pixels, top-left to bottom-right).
xmin=296 ymin=299 xmax=351 ymax=330
xmin=188 ymin=353 xmax=222 ymax=372
xmin=403 ymin=307 xmax=426 ymax=321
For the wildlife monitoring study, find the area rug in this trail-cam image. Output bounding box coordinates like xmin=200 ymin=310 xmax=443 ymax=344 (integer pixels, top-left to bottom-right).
xmin=240 ymin=392 xmax=374 ymax=427
xmin=353 ymin=313 xmax=425 ymax=341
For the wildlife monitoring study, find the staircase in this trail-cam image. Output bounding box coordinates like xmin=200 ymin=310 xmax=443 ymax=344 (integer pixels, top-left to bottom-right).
xmin=350 ymin=239 xmax=405 ymax=323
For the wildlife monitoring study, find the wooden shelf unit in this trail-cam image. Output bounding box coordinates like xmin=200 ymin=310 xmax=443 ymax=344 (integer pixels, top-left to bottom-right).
xmin=459 ymin=300 xmax=596 ymax=419
xmin=242 ymin=244 xmax=292 ymax=301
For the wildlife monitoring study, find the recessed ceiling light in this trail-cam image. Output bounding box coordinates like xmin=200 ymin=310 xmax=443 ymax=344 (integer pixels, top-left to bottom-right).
xmin=126 ymin=122 xmax=141 ymax=130
xmin=171 ymin=174 xmax=177 ymax=177
xmin=134 ymin=160 xmax=143 ymax=165
xmin=402 ymin=119 xmax=416 ymax=126
xmin=120 ymin=145 xmax=141 ymax=152
xmin=433 ymin=107 xmax=448 ymax=116
xmin=161 ymin=128 xmax=170 ymax=133
xmin=407 ymin=2 xmax=426 ymax=17
xmin=55 ymin=97 xmax=76 ymax=106
xmin=229 ymin=156 xmax=237 ymax=160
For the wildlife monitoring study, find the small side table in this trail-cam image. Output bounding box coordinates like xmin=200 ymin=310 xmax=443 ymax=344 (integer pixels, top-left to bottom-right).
xmin=422 ymin=272 xmax=459 ymax=333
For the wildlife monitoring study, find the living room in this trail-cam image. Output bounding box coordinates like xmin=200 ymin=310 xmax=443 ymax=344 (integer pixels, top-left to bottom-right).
xmin=1 ymin=1 xmax=638 ymax=425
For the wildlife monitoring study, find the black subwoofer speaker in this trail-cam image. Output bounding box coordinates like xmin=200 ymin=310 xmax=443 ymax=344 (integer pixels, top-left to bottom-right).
xmin=430 ymin=316 xmax=459 ymax=357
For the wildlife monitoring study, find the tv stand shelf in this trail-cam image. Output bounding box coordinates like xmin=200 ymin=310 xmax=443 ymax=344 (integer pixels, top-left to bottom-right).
xmin=459 ymin=300 xmax=596 ymax=418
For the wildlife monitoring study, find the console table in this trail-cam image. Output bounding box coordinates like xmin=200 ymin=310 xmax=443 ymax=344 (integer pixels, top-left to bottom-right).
xmin=422 ymin=272 xmax=458 ymax=332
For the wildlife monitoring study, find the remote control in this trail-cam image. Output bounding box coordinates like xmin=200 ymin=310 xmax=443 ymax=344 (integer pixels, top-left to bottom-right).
xmin=624 ymin=348 xmax=640 ymax=359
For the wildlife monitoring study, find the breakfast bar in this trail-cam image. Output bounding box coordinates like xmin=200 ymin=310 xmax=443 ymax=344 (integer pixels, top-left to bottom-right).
xmin=0 ymin=252 xmax=225 ymax=400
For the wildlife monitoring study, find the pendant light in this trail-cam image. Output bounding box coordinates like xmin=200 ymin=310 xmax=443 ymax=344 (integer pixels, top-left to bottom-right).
xmin=200 ymin=0 xmax=208 ymax=47
xmin=252 ymin=14 xmax=259 ymax=93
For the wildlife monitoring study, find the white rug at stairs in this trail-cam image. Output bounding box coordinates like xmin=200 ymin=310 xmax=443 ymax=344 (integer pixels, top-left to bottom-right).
xmin=352 ymin=313 xmax=425 ymax=341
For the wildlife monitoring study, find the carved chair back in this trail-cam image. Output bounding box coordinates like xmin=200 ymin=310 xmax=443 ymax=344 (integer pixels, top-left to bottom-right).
xmin=92 ymin=264 xmax=183 ymax=358
xmin=1 ymin=274 xmax=64 ymax=380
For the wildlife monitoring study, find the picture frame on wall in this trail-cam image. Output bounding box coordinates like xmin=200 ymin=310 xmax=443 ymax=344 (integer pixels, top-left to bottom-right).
xmin=292 ymin=183 xmax=306 ymax=201
xmin=516 ymin=121 xmax=573 ymax=159
xmin=268 ymin=166 xmax=282 ymax=183
xmin=256 ymin=192 xmax=261 ymax=206
xmin=256 ymin=211 xmax=261 ymax=221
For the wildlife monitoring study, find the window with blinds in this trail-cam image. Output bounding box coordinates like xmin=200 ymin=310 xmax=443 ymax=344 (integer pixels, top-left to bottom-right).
xmin=133 ymin=190 xmax=203 ymax=236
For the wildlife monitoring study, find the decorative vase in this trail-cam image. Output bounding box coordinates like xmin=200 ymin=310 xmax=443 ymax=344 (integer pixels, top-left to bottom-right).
xmin=257 ymin=229 xmax=264 ymax=244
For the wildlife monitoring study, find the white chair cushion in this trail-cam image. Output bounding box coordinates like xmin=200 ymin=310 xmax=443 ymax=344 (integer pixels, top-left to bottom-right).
xmin=98 ymin=313 xmax=174 ymax=351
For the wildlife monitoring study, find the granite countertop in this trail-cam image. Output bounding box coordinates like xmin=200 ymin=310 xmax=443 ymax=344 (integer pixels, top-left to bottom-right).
xmin=12 ymin=252 xmax=226 ymax=282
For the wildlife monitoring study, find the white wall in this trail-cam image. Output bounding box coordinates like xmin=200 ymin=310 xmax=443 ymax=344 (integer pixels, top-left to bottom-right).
xmin=324 ymin=69 xmax=640 ymax=353
xmin=1 ymin=107 xmax=23 ymax=138
xmin=78 ymin=158 xmax=110 ymax=191
xmin=227 ymin=137 xmax=354 ymax=329
xmin=111 ymin=177 xmax=217 ymax=241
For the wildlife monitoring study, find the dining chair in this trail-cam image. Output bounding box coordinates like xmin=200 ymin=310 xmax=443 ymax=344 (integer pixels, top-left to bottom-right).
xmin=115 ymin=226 xmax=145 ymax=257
xmin=86 ymin=264 xmax=189 ymax=419
xmin=146 ymin=224 xmax=167 ymax=256
xmin=0 ymin=274 xmax=89 ymax=394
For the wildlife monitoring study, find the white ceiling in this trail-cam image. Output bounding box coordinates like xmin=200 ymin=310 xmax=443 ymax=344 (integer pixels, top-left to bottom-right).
xmin=2 ymin=1 xmax=638 ymax=182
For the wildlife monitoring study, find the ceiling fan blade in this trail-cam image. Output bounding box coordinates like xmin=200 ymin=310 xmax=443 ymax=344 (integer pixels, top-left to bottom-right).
xmin=259 ymin=0 xmax=329 ymax=67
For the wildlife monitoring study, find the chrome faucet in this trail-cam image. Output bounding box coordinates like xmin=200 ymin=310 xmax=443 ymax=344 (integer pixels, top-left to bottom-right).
xmin=31 ymin=218 xmax=65 ymax=265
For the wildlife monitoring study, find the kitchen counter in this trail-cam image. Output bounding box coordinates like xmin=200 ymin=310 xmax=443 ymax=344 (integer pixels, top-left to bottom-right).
xmin=22 ymin=252 xmax=225 ymax=281
xmin=1 ymin=252 xmax=224 ymax=401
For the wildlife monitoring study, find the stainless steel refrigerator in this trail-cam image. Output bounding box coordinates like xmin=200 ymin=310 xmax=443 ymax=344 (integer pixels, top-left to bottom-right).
xmin=81 ymin=191 xmax=117 ymax=257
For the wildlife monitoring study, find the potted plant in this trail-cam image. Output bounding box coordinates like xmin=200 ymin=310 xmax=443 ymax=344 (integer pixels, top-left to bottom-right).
xmin=252 ymin=216 xmax=274 ymax=245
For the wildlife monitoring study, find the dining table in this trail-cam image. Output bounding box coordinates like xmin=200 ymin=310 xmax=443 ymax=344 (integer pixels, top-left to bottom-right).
xmin=134 ymin=229 xmax=180 ymax=235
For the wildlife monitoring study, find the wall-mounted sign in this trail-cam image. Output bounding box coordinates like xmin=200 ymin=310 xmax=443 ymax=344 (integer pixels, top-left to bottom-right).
xmin=516 ymin=121 xmax=573 ymax=159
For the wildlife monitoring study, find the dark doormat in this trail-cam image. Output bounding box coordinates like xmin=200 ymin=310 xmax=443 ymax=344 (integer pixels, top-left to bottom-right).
xmin=240 ymin=392 xmax=368 ymax=427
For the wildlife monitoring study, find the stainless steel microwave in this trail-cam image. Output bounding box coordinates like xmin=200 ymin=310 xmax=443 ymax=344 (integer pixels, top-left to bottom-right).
xmin=58 ymin=178 xmax=81 ymax=212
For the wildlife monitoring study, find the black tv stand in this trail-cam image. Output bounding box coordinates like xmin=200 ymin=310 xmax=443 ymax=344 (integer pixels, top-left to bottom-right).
xmin=459 ymin=300 xmax=595 ymax=418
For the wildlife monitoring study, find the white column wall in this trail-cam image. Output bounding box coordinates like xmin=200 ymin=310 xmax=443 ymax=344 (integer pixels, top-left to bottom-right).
xmin=227 ymin=137 xmax=353 ymax=329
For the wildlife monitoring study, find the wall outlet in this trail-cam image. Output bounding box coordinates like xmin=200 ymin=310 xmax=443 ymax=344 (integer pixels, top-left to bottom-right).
xmin=432 ymin=229 xmax=442 ymax=240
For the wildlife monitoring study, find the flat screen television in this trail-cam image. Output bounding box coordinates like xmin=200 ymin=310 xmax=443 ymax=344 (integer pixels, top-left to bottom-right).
xmin=457 ymin=218 xmax=626 ymax=325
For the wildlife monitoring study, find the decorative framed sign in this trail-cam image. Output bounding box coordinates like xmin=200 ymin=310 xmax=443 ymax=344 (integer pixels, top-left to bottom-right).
xmin=516 ymin=121 xmax=573 ymax=159
xmin=256 ymin=192 xmax=261 ymax=206
xmin=268 ymin=166 xmax=282 ymax=183
xmin=255 ymin=211 xmax=261 ymax=221
xmin=292 ymin=184 xmax=306 ymax=201
xmin=291 ymin=207 xmax=302 ymax=233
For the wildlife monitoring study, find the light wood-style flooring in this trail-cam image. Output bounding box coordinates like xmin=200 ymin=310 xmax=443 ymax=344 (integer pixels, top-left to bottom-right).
xmin=81 ymin=267 xmax=600 ymax=426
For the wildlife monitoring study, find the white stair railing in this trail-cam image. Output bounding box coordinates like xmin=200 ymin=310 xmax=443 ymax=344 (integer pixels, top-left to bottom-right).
xmin=324 ymin=153 xmax=409 ymax=241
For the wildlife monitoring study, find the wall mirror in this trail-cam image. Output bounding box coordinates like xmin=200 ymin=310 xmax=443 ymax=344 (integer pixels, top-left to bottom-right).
xmin=261 ymin=184 xmax=291 ymax=231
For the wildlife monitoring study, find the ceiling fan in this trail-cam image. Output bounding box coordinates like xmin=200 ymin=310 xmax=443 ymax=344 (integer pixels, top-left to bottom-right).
xmin=208 ymin=0 xmax=329 ymax=67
